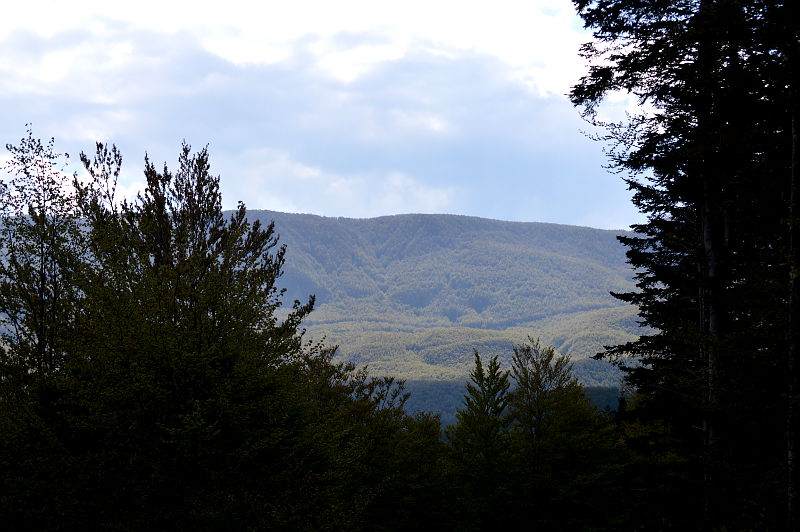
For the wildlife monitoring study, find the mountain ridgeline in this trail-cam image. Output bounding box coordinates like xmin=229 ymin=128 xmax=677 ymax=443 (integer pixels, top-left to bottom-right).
xmin=251 ymin=211 xmax=639 ymax=385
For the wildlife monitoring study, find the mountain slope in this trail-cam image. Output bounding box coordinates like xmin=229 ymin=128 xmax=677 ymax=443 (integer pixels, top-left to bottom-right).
xmin=249 ymin=211 xmax=639 ymax=383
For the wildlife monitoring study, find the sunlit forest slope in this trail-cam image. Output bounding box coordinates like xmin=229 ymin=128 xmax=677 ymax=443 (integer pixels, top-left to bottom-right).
xmin=252 ymin=211 xmax=639 ymax=384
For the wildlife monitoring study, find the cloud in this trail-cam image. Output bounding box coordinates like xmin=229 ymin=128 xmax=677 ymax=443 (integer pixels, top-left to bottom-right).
xmin=0 ymin=4 xmax=643 ymax=229
xmin=226 ymin=148 xmax=459 ymax=217
xmin=4 ymin=0 xmax=589 ymax=96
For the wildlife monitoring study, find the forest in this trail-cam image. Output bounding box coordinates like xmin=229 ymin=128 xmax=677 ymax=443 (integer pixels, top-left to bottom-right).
xmin=1 ymin=0 xmax=799 ymax=530
xmin=0 ymin=135 xmax=624 ymax=530
xmin=252 ymin=208 xmax=639 ymax=384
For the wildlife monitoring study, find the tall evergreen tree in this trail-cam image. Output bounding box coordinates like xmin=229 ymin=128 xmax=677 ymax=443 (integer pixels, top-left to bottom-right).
xmin=571 ymin=0 xmax=799 ymax=527
xmin=446 ymin=351 xmax=510 ymax=530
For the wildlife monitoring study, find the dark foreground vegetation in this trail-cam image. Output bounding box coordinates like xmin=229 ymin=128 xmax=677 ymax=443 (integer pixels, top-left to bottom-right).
xmin=0 ymin=136 xmax=628 ymax=530
xmin=2 ymin=0 xmax=799 ymax=529
xmin=570 ymin=0 xmax=799 ymax=529
xmin=404 ymin=380 xmax=619 ymax=426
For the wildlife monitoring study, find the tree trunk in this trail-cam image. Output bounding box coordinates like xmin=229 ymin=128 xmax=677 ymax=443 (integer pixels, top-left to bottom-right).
xmin=695 ymin=1 xmax=729 ymax=525
xmin=788 ymin=40 xmax=799 ymax=532
xmin=784 ymin=2 xmax=800 ymax=527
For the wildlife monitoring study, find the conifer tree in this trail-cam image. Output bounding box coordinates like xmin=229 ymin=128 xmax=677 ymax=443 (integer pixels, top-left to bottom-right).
xmin=449 ymin=351 xmax=510 ymax=464
xmin=571 ymin=0 xmax=799 ymax=527
xmin=446 ymin=351 xmax=510 ymax=529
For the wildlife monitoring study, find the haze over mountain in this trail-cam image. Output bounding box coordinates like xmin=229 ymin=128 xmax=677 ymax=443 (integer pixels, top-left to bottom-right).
xmin=252 ymin=210 xmax=639 ymax=385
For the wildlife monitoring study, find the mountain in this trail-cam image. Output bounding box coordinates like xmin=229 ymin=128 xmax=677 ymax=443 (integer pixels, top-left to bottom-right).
xmin=248 ymin=210 xmax=640 ymax=385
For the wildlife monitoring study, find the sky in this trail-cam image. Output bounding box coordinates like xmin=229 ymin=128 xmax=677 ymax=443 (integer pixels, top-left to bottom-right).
xmin=0 ymin=0 xmax=644 ymax=230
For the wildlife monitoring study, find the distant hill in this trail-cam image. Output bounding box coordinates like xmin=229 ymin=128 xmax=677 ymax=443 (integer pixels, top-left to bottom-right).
xmin=248 ymin=210 xmax=640 ymax=385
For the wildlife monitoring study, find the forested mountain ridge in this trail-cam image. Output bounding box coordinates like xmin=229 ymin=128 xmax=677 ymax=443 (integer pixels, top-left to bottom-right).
xmin=249 ymin=210 xmax=639 ymax=383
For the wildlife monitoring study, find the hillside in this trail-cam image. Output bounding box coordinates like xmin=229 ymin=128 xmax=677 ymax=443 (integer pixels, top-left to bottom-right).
xmin=249 ymin=210 xmax=640 ymax=384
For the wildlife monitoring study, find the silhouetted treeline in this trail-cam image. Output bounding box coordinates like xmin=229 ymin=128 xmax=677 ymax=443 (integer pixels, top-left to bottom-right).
xmin=6 ymin=1 xmax=800 ymax=517
xmin=0 ymin=137 xmax=453 ymax=530
xmin=572 ymin=0 xmax=800 ymax=529
xmin=404 ymin=380 xmax=618 ymax=427
xmin=0 ymin=137 xmax=640 ymax=531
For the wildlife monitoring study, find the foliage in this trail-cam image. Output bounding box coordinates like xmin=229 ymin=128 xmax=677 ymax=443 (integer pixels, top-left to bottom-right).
xmin=445 ymin=352 xmax=510 ymax=530
xmin=0 ymin=127 xmax=743 ymax=530
xmin=571 ymin=0 xmax=799 ymax=527
xmin=0 ymin=127 xmax=83 ymax=383
xmin=504 ymin=337 xmax=620 ymax=529
xmin=444 ymin=339 xmax=625 ymax=531
xmin=0 ymin=135 xmax=448 ymax=531
xmin=255 ymin=208 xmax=639 ymax=380
xmin=509 ymin=337 xmax=590 ymax=444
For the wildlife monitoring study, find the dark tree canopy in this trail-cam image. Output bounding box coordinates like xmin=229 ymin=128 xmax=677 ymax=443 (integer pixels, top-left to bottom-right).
xmin=446 ymin=351 xmax=510 ymax=530
xmin=4 ymin=1 xmax=796 ymax=522
xmin=571 ymin=0 xmax=800 ymax=528
xmin=446 ymin=339 xmax=622 ymax=531
xmin=0 ymin=133 xmax=449 ymax=531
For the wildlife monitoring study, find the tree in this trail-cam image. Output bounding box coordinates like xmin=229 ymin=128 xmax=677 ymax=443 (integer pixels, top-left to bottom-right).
xmin=0 ymin=136 xmax=452 ymax=531
xmin=446 ymin=351 xmax=511 ymax=530
xmin=504 ymin=337 xmax=619 ymax=530
xmin=0 ymin=138 xmax=322 ymax=528
xmin=0 ymin=127 xmax=83 ymax=382
xmin=509 ymin=338 xmax=587 ymax=443
xmin=61 ymin=142 xmax=320 ymax=528
xmin=0 ymin=129 xmax=89 ymax=529
xmin=571 ymin=0 xmax=799 ymax=527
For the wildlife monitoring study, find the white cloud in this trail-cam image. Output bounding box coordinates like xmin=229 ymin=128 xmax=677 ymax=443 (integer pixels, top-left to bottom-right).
xmin=115 ymin=179 xmax=147 ymax=204
xmin=389 ymin=110 xmax=450 ymax=134
xmin=225 ymin=148 xmax=458 ymax=217
xmin=574 ymin=204 xmax=647 ymax=231
xmin=52 ymin=110 xmax=136 ymax=144
xmin=0 ymin=1 xmax=644 ymax=230
xmin=310 ymin=38 xmax=409 ymax=83
xmin=4 ymin=0 xmax=590 ymax=96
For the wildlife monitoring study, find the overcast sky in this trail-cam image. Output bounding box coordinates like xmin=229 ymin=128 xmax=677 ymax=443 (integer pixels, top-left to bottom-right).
xmin=1 ymin=0 xmax=643 ymax=229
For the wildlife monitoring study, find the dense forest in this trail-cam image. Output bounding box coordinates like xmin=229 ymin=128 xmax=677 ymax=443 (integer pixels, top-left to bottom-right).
xmin=253 ymin=209 xmax=639 ymax=384
xmin=0 ymin=135 xmax=623 ymax=530
xmin=570 ymin=0 xmax=799 ymax=529
xmin=1 ymin=0 xmax=798 ymax=529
